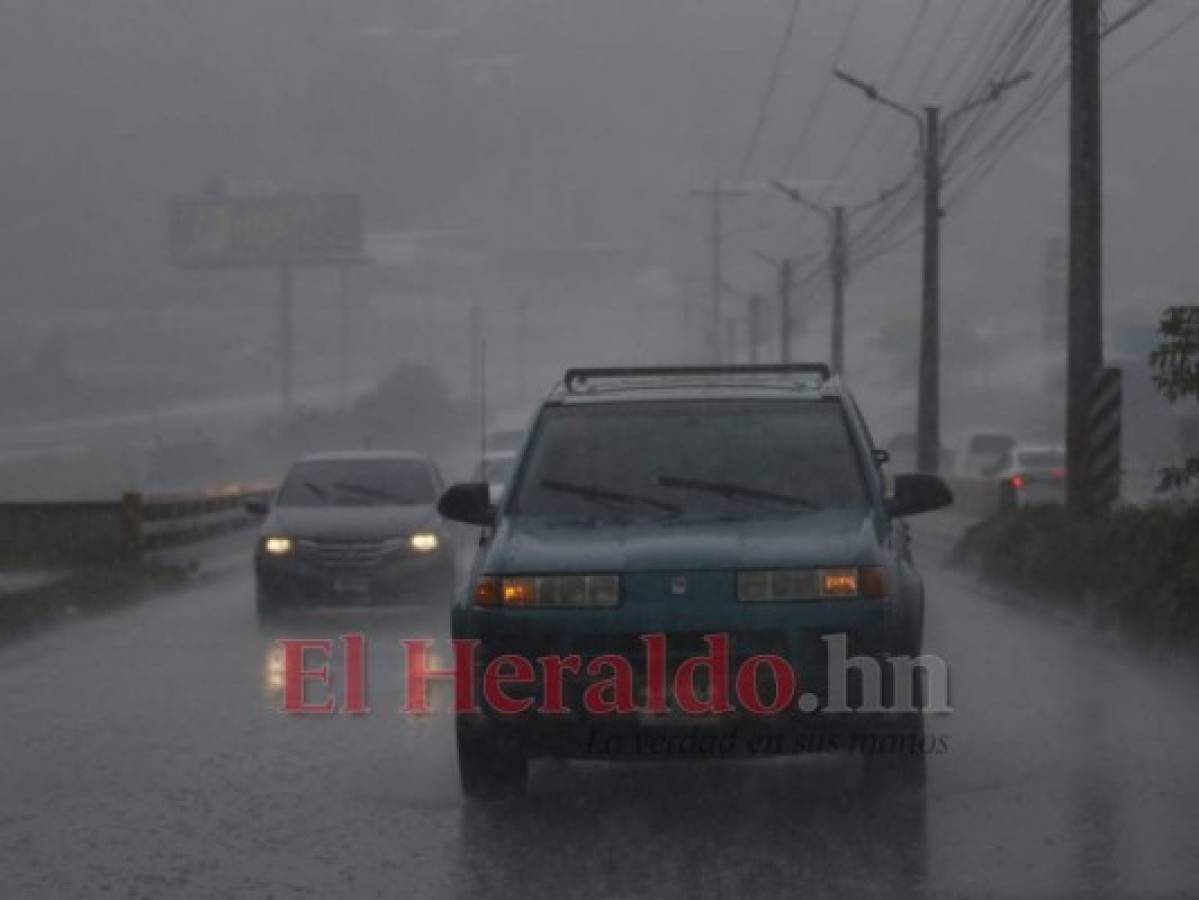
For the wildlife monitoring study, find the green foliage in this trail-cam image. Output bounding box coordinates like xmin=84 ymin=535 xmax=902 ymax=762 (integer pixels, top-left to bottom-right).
xmin=1149 ymin=306 xmax=1199 ymax=489
xmin=957 ymin=505 xmax=1199 ymax=645
xmin=1149 ymin=306 xmax=1199 ymax=402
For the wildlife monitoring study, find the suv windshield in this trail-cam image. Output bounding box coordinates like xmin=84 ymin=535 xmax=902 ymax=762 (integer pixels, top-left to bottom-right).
xmin=276 ymin=459 xmax=434 ymax=508
xmin=510 ymin=400 xmax=868 ymax=521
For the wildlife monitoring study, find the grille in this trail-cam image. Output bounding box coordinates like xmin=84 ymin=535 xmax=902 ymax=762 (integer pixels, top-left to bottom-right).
xmin=300 ymin=539 xmax=395 ymax=569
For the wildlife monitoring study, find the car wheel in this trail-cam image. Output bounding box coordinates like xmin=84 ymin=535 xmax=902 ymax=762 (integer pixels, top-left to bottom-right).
xmin=457 ymin=719 xmax=527 ymax=800
xmin=864 ymin=660 xmax=929 ymax=790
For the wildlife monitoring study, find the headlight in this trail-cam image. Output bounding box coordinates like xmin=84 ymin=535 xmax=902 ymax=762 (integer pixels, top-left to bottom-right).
xmin=473 ymin=574 xmax=620 ymax=608
xmin=263 ymin=537 xmax=293 ymax=556
xmin=409 ymin=532 xmax=440 ymax=553
xmin=738 ymin=567 xmax=887 ymax=602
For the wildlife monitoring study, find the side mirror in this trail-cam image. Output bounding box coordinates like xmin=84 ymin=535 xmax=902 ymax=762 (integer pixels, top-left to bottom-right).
xmin=244 ymin=495 xmax=270 ymax=517
xmin=438 ymin=482 xmax=496 ymax=527
xmin=886 ymin=473 xmax=954 ymax=518
xmin=872 ymin=449 xmax=891 ymax=466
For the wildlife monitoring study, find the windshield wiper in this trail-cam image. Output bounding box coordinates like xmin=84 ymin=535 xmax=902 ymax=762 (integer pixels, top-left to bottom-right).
xmin=302 ymin=481 xmax=330 ymax=498
xmin=657 ymin=475 xmax=822 ymax=511
xmin=333 ymin=482 xmax=400 ymax=503
xmin=540 ymin=479 xmax=680 ymax=515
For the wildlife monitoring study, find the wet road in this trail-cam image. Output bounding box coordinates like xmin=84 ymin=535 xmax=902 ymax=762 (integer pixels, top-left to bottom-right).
xmin=2 ymin=529 xmax=1199 ymax=899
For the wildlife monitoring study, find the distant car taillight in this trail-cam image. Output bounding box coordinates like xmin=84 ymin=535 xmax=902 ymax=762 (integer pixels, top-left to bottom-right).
xmin=1010 ymin=474 xmax=1026 ymax=490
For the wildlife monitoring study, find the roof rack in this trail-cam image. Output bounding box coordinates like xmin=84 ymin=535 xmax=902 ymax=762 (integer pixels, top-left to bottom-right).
xmin=563 ymin=364 xmax=831 ymax=393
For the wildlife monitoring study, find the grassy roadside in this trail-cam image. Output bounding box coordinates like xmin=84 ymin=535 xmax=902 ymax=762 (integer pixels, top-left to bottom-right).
xmin=953 ymin=504 xmax=1199 ymax=646
xmin=0 ymin=562 xmax=192 ymax=638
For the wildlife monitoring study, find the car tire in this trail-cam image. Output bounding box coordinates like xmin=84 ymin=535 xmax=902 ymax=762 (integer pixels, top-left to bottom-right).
xmin=457 ymin=719 xmax=528 ymax=800
xmin=866 ymin=664 xmax=928 ymax=790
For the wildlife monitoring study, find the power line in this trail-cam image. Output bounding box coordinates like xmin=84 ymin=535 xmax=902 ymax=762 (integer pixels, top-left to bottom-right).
xmin=782 ymin=0 xmax=864 ymax=176
xmin=945 ymin=0 xmax=1198 ymax=211
xmin=942 ymin=1 xmax=1067 ymax=171
xmin=818 ymin=0 xmax=931 ymax=202
xmin=1102 ymin=0 xmax=1157 ymax=38
xmin=852 ymin=0 xmax=1006 ymax=193
xmin=1105 ymin=2 xmax=1199 ymax=79
xmin=737 ymin=0 xmax=804 ymax=179
xmin=907 ymin=0 xmax=972 ymax=97
xmin=850 ymin=2 xmax=1062 ymax=256
xmin=841 ymin=0 xmax=1197 ymax=278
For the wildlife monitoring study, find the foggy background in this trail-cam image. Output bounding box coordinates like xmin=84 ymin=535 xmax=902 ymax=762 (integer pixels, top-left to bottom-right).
xmin=1 ymin=0 xmax=1195 ymax=493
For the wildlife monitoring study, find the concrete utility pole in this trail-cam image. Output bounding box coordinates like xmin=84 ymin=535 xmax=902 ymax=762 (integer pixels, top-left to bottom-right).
xmin=1067 ymin=0 xmax=1104 ymax=512
xmin=711 ymin=181 xmax=723 ymax=363
xmin=919 ymin=106 xmax=942 ymax=477
xmin=754 ymin=252 xmax=795 ymax=364
xmin=337 ymin=266 xmax=351 ymax=413
xmin=834 ymin=68 xmax=1030 ymax=474
xmin=831 ymin=205 xmax=848 ymax=377
xmin=771 ymin=181 xmax=850 ymax=376
xmin=279 ymin=264 xmax=294 ymax=417
xmin=748 ymin=293 xmax=762 ymax=364
xmin=689 ymin=181 xmax=751 ymax=363
xmin=779 ymin=259 xmax=793 ymax=364
xmin=469 ymin=303 xmax=483 ymax=405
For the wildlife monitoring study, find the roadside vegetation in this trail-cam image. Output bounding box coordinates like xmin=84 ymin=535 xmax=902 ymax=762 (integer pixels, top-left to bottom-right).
xmin=956 ymin=308 xmax=1199 ymax=647
xmin=954 ymin=504 xmax=1199 ymax=645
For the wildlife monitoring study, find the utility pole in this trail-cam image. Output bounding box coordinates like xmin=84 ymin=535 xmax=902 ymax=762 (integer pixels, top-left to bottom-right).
xmin=779 ymin=259 xmax=794 ymax=364
xmin=279 ymin=264 xmax=294 ymax=417
xmin=337 ymin=265 xmax=351 ymax=412
xmin=517 ymin=296 xmax=529 ymax=405
xmin=754 ymin=252 xmax=794 ymax=364
xmin=831 ymin=205 xmax=848 ymax=377
xmin=918 ymin=106 xmax=941 ymax=476
xmin=770 ymin=183 xmax=845 ymax=372
xmin=690 ymin=181 xmax=751 ymax=362
xmin=711 ymin=181 xmax=723 ymax=363
xmin=748 ymin=293 xmax=762 ymax=364
xmin=834 ymin=68 xmax=1030 ymax=474
xmin=1067 ymin=0 xmax=1104 ymax=512
xmin=469 ymin=303 xmax=482 ymax=408
xmin=772 ymin=178 xmax=905 ymax=378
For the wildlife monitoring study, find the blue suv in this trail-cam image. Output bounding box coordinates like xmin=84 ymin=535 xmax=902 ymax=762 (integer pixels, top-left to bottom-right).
xmin=437 ymin=366 xmax=953 ymax=797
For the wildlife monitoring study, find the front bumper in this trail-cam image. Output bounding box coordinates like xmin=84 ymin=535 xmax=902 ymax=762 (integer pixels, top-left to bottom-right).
xmin=256 ymin=549 xmax=454 ymax=606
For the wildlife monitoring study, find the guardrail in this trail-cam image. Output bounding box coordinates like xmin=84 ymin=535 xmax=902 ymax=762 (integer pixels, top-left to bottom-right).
xmin=0 ymin=484 xmax=272 ymax=567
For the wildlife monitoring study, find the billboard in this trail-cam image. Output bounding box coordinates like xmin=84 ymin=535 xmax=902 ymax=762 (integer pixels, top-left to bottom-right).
xmin=170 ymin=194 xmax=364 ymax=267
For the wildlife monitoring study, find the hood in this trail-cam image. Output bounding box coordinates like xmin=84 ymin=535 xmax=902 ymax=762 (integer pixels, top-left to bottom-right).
xmin=486 ymin=508 xmax=884 ymax=574
xmin=265 ymin=504 xmax=438 ymax=540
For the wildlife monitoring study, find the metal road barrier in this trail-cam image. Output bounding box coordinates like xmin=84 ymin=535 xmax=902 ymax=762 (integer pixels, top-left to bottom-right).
xmin=0 ymin=484 xmax=272 ymax=567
